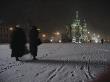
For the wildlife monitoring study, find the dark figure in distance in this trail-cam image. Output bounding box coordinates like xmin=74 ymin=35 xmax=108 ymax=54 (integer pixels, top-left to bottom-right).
xmin=10 ymin=25 xmax=27 ymax=61
xmin=101 ymin=38 xmax=104 ymax=44
xmin=29 ymin=26 xmax=40 ymax=60
xmin=90 ymin=40 xmax=92 ymax=43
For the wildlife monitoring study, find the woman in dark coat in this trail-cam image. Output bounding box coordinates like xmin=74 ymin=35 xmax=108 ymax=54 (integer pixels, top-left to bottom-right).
xmin=10 ymin=25 xmax=27 ymax=61
xmin=29 ymin=26 xmax=40 ymax=60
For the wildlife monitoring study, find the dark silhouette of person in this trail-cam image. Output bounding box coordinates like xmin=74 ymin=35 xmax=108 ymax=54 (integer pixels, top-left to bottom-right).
xmin=90 ymin=40 xmax=92 ymax=43
xmin=29 ymin=26 xmax=40 ymax=60
xmin=10 ymin=25 xmax=27 ymax=61
xmin=101 ymin=38 xmax=104 ymax=44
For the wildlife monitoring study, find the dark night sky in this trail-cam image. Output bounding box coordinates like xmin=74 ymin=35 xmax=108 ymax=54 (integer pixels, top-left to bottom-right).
xmin=0 ymin=0 xmax=110 ymax=36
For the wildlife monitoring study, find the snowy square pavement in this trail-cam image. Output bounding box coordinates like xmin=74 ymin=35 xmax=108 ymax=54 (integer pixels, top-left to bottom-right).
xmin=0 ymin=43 xmax=110 ymax=82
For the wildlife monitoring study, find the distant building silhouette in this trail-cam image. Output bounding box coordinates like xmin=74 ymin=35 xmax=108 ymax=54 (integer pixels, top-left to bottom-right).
xmin=0 ymin=24 xmax=12 ymax=43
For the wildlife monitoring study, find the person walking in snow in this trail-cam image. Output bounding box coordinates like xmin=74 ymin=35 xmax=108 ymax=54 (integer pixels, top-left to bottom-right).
xmin=101 ymin=38 xmax=104 ymax=44
xmin=29 ymin=26 xmax=41 ymax=60
xmin=10 ymin=25 xmax=27 ymax=61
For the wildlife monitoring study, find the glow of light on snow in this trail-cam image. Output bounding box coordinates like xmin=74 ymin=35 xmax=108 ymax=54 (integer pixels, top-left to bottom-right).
xmin=0 ymin=43 xmax=109 ymax=82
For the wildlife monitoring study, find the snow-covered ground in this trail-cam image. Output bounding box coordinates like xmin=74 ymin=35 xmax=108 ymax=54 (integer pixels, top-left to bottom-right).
xmin=0 ymin=43 xmax=110 ymax=82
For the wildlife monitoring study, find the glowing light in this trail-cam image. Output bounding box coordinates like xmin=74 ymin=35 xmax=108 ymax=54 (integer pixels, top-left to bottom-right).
xmin=16 ymin=24 xmax=20 ymax=28
xmin=9 ymin=27 xmax=13 ymax=31
xmin=74 ymin=41 xmax=81 ymax=43
xmin=55 ymin=32 xmax=60 ymax=35
xmin=59 ymin=40 xmax=62 ymax=43
xmin=88 ymin=40 xmax=90 ymax=42
xmin=88 ymin=32 xmax=90 ymax=34
xmin=95 ymin=39 xmax=98 ymax=43
xmin=91 ymin=35 xmax=100 ymax=43
xmin=37 ymin=28 xmax=40 ymax=31
xmin=72 ymin=38 xmax=76 ymax=42
xmin=50 ymin=39 xmax=53 ymax=42
xmin=72 ymin=24 xmax=77 ymax=27
xmin=97 ymin=35 xmax=100 ymax=38
xmin=42 ymin=34 xmax=46 ymax=38
xmin=50 ymin=37 xmax=54 ymax=42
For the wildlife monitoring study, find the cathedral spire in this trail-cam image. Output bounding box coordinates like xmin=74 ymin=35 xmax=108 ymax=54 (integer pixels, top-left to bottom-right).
xmin=76 ymin=11 xmax=79 ymax=20
xmin=83 ymin=19 xmax=87 ymax=28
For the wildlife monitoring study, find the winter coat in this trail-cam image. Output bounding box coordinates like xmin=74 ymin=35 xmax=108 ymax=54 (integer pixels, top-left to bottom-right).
xmin=10 ymin=28 xmax=27 ymax=57
xmin=29 ymin=28 xmax=40 ymax=56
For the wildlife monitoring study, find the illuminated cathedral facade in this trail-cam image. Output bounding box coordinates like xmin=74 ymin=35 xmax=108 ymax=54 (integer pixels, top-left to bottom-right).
xmin=66 ymin=11 xmax=89 ymax=43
